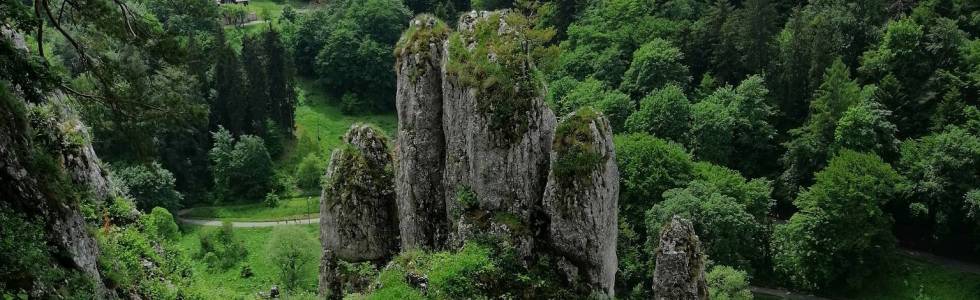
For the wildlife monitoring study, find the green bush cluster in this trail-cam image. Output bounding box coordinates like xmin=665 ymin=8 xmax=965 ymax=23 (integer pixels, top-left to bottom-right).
xmin=113 ymin=162 xmax=184 ymax=213
xmin=266 ymin=226 xmax=318 ymax=290
xmin=706 ymin=265 xmax=753 ymax=300
xmin=97 ymin=225 xmax=191 ymax=298
xmin=295 ymin=153 xmax=326 ymax=192
xmin=197 ymin=222 xmax=248 ymax=270
xmin=209 ymin=127 xmax=276 ymax=203
xmin=361 ymin=237 xmax=575 ymax=299
xmin=264 ymin=193 xmax=281 ymax=208
xmin=455 ymin=185 xmax=478 ymax=212
xmin=143 ymin=207 xmax=180 ymax=241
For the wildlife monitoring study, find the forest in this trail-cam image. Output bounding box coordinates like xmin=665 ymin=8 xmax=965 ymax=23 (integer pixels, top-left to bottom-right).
xmin=1 ymin=0 xmax=979 ymax=299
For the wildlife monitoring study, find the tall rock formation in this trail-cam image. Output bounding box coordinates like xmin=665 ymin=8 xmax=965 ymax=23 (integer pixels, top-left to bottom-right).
xmin=383 ymin=10 xmax=623 ymax=298
xmin=440 ymin=10 xmax=557 ymax=257
xmin=542 ymin=108 xmax=619 ymax=297
xmin=652 ymin=216 xmax=709 ymax=300
xmin=394 ymin=15 xmax=451 ymax=251
xmin=319 ymin=124 xmax=400 ymax=298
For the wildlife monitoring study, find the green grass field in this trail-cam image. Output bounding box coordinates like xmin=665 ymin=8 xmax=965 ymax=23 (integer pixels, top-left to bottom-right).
xmin=841 ymin=254 xmax=980 ymax=300
xmin=178 ymin=224 xmax=321 ymax=299
xmin=182 ymin=196 xmax=319 ymax=221
xmin=277 ymin=78 xmax=397 ymax=173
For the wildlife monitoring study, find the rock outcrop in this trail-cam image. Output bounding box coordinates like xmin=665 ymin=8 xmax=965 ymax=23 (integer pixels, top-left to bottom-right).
xmin=652 ymin=216 xmax=709 ymax=300
xmin=394 ymin=15 xmax=451 ymax=251
xmin=0 ymin=33 xmax=108 ymax=298
xmin=334 ymin=9 xmax=623 ymax=298
xmin=542 ymin=108 xmax=619 ymax=296
xmin=319 ymin=124 xmax=400 ymax=297
xmin=441 ymin=10 xmax=556 ymax=257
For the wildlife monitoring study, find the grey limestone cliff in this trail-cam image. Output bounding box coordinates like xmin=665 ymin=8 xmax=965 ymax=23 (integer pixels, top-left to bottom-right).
xmin=440 ymin=10 xmax=556 ymax=257
xmin=394 ymin=14 xmax=451 ymax=251
xmin=542 ymin=108 xmax=619 ymax=297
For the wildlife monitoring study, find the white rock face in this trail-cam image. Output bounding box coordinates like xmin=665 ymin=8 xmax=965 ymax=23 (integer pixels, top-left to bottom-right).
xmin=542 ymin=110 xmax=619 ymax=297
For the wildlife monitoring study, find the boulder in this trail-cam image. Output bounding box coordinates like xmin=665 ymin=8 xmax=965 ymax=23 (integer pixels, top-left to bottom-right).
xmin=543 ymin=108 xmax=619 ymax=297
xmin=394 ymin=14 xmax=451 ymax=251
xmin=319 ymin=124 xmax=400 ymax=297
xmin=652 ymin=216 xmax=709 ymax=300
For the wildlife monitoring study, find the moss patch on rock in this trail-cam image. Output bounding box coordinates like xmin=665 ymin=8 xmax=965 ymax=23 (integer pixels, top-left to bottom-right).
xmin=395 ymin=14 xmax=450 ymax=60
xmin=445 ymin=11 xmax=554 ymax=146
xmin=552 ymin=107 xmax=603 ymax=183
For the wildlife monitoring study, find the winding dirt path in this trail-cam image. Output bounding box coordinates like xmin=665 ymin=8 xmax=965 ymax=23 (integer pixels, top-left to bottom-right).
xmin=175 ymin=209 xmax=318 ymax=228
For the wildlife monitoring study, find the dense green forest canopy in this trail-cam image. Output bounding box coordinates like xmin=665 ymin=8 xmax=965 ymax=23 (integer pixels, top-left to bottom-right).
xmin=2 ymin=0 xmax=980 ymax=299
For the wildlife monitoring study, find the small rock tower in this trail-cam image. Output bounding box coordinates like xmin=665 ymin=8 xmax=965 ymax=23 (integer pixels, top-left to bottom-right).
xmin=319 ymin=124 xmax=399 ymax=298
xmin=652 ymin=216 xmax=709 ymax=300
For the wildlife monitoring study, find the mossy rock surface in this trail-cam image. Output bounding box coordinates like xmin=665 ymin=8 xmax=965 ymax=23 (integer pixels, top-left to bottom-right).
xmin=445 ymin=11 xmax=552 ymax=145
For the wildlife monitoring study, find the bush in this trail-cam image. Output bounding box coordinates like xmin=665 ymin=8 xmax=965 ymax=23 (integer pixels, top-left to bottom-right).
xmin=707 ymin=266 xmax=752 ymax=300
xmin=614 ymin=133 xmax=695 ymax=223
xmin=264 ymin=192 xmax=281 ymax=208
xmin=198 ymin=222 xmax=248 ymax=270
xmin=113 ymin=162 xmax=184 ymax=213
xmin=266 ymin=226 xmax=318 ymax=290
xmin=210 ymin=127 xmax=276 ymax=202
xmin=772 ymin=150 xmax=904 ymax=291
xmin=625 ymin=84 xmax=690 ymax=143
xmin=0 ymin=206 xmax=51 ymax=289
xmin=296 ymin=153 xmax=325 ymax=191
xmin=340 ymin=92 xmax=366 ymax=114
xmin=144 ymin=207 xmax=180 ymax=241
xmin=619 ymin=38 xmax=690 ymax=99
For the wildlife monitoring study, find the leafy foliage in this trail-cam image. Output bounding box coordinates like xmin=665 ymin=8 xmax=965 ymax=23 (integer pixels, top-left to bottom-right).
xmin=266 ymin=226 xmax=318 ymax=290
xmin=773 ymin=150 xmax=904 ymax=291
xmin=209 ymin=128 xmax=275 ymax=203
xmin=897 ymin=127 xmax=980 ymax=252
xmin=706 ymin=265 xmax=753 ymax=300
xmin=647 ymin=162 xmax=773 ymax=273
xmin=113 ymin=162 xmax=184 ymax=213
xmin=619 ymin=38 xmax=690 ymax=99
xmin=295 ymin=153 xmax=326 ymax=192
xmin=625 ymin=84 xmax=690 ymax=143
xmin=198 ymin=222 xmax=248 ymax=270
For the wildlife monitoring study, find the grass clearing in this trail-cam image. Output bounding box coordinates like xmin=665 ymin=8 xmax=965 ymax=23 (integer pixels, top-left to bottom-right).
xmin=182 ymin=196 xmax=320 ymax=221
xmin=276 ymin=78 xmax=397 ymax=173
xmin=832 ymin=254 xmax=980 ymax=299
xmin=178 ymin=224 xmax=321 ymax=299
